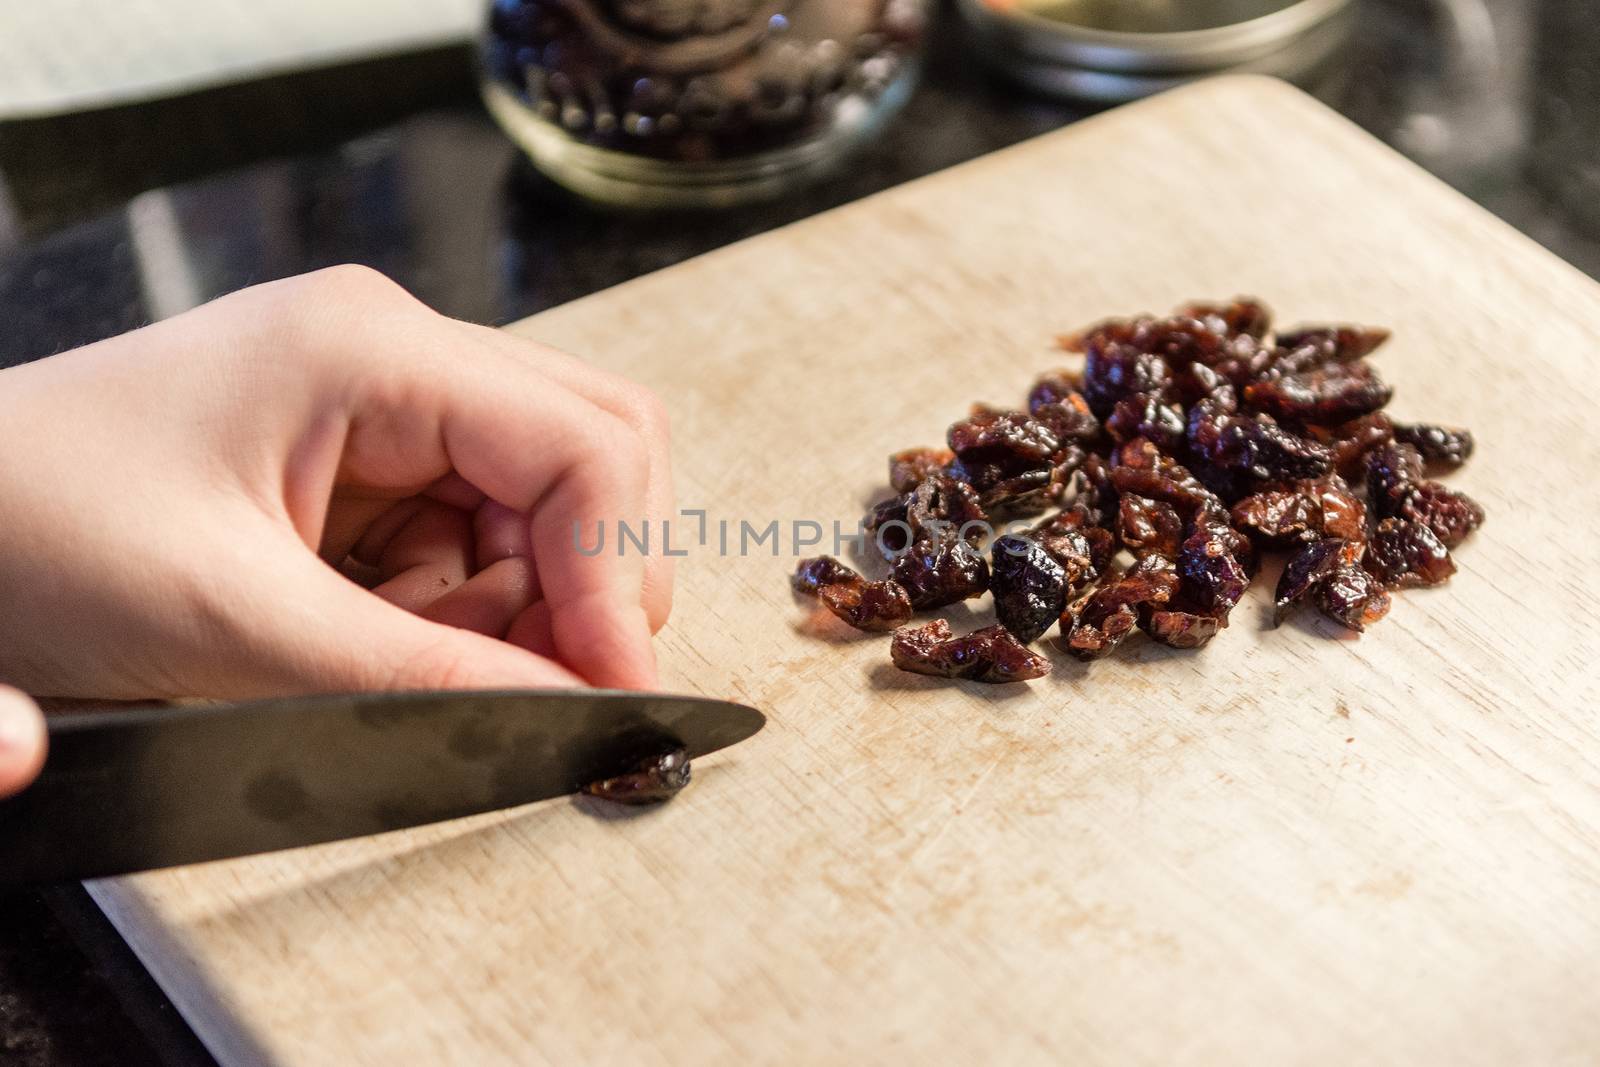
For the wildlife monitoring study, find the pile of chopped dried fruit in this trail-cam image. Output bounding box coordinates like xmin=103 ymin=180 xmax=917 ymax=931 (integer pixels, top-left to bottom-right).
xmin=791 ymin=298 xmax=1484 ymax=683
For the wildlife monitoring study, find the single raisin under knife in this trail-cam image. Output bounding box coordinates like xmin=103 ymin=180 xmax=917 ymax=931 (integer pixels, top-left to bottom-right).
xmin=582 ymin=748 xmax=692 ymax=805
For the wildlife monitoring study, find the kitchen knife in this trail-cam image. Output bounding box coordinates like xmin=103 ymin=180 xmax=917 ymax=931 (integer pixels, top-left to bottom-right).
xmin=0 ymin=689 xmax=764 ymax=885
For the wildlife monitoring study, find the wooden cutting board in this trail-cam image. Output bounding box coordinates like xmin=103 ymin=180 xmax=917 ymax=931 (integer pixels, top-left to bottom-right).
xmin=90 ymin=76 xmax=1600 ymax=1066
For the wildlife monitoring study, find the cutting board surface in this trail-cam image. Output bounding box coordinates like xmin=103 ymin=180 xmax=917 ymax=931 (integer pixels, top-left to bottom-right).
xmin=92 ymin=77 xmax=1600 ymax=1066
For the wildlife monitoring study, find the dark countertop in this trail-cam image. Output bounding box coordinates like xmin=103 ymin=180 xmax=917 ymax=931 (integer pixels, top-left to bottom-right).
xmin=0 ymin=1 xmax=1595 ymax=1062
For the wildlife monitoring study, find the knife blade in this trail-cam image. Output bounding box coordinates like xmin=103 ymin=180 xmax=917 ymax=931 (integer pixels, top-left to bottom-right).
xmin=0 ymin=689 xmax=764 ymax=885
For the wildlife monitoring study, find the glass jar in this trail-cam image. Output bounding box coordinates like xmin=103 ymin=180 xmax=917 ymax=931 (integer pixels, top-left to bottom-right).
xmin=481 ymin=0 xmax=930 ymax=208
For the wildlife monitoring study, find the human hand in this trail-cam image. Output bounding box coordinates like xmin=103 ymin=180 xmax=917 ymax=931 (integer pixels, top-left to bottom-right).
xmin=0 ymin=266 xmax=673 ymax=796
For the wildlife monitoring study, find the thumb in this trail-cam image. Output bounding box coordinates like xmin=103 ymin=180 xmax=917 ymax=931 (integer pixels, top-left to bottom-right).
xmin=207 ymin=555 xmax=586 ymax=698
xmin=0 ymin=685 xmax=46 ymax=798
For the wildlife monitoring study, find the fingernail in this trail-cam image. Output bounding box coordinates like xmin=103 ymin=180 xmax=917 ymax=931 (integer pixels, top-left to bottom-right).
xmin=0 ymin=693 xmax=37 ymax=753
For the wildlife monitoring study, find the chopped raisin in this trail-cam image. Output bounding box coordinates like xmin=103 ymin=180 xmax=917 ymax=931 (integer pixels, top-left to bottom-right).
xmin=1187 ymin=400 xmax=1335 ymax=487
xmin=1173 ymin=522 xmax=1249 ymax=617
xmin=1109 ymin=437 xmax=1223 ymax=515
xmin=863 ymin=493 xmax=912 ymax=557
xmin=582 ymin=748 xmax=691 ymax=805
xmin=1244 ymin=363 xmax=1394 ymax=426
xmin=1365 ymin=518 xmax=1456 ymax=588
xmin=1230 ymin=477 xmax=1365 ymax=545
xmin=1168 ymin=359 xmax=1239 ymax=410
xmin=1118 ymin=494 xmax=1184 ymax=560
xmin=1364 ymin=441 xmax=1426 ymax=515
xmin=1314 ymin=566 xmax=1391 ymax=632
xmin=989 ymin=535 xmax=1069 ymax=643
xmin=1059 ymin=453 xmax=1121 ymax=529
xmin=1029 ymin=374 xmax=1103 ymax=444
xmin=1144 ymin=609 xmax=1222 ymax=649
xmin=888 ymin=447 xmax=954 ymax=493
xmin=820 ymin=580 xmax=913 ymax=632
xmin=1230 ymin=487 xmax=1320 ymax=544
xmin=792 ymin=555 xmax=858 ymax=595
xmin=891 ymin=620 xmax=1051 ymax=683
xmin=1027 ymin=369 xmax=1083 ymax=413
xmin=1307 ymin=411 xmax=1396 ymax=479
xmin=891 ymin=536 xmax=990 ymax=610
xmin=1083 ymin=341 xmax=1171 ymax=418
xmin=1061 ymin=559 xmax=1179 ymax=660
xmin=1178 ymin=297 xmax=1273 ymax=339
xmin=1365 ymin=444 xmax=1483 ymax=545
xmin=1392 ymin=423 xmax=1475 ymax=467
xmin=948 ymin=408 xmax=1060 ymax=469
xmin=1106 ymin=392 xmax=1186 ymax=452
xmin=1394 ymin=481 xmax=1485 ymax=547
xmin=793 ymin=556 xmax=913 ymax=632
xmin=1273 ymin=324 xmax=1391 ymax=364
xmin=1274 ymin=538 xmax=1361 ymax=625
xmin=1033 ymin=508 xmax=1115 ymax=581
xmin=906 ymin=473 xmax=988 ymax=545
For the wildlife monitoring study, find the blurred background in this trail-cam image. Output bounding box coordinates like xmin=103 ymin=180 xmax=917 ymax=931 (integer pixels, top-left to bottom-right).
xmin=0 ymin=1 xmax=1596 ymax=1063
xmin=1 ymin=0 xmax=1597 ymax=372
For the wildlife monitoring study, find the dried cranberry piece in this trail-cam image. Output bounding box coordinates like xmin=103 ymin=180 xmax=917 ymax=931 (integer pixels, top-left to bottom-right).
xmin=863 ymin=493 xmax=912 ymax=557
xmin=947 ymin=408 xmax=1060 ymax=468
xmin=1173 ymin=523 xmax=1249 ymax=617
xmin=1392 ymin=423 xmax=1474 ymax=467
xmin=1061 ymin=559 xmax=1179 ymax=660
xmin=989 ymin=535 xmax=1069 ymax=643
xmin=1273 ymin=324 xmax=1391 ymax=364
xmin=792 ymin=555 xmax=859 ymax=595
xmin=1274 ymin=538 xmax=1362 ymax=625
xmin=793 ymin=556 xmax=914 ymax=633
xmin=1027 ymin=369 xmax=1082 ymax=412
xmin=891 ymin=536 xmax=990 ymax=610
xmin=1033 ymin=507 xmax=1115 ymax=581
xmin=1144 ymin=609 xmax=1222 ymax=649
xmin=1308 ymin=412 xmax=1396 ymax=479
xmin=1168 ymin=359 xmax=1239 ymax=410
xmin=1365 ymin=518 xmax=1456 ymax=588
xmin=1364 ymin=441 xmax=1426 ymax=515
xmin=1106 ymin=392 xmax=1186 ymax=452
xmin=888 ymin=447 xmax=955 ymax=493
xmin=891 ymin=620 xmax=1051 ymax=683
xmin=1118 ymin=495 xmax=1184 ymax=560
xmin=1108 ymin=438 xmax=1223 ymax=515
xmin=1083 ymin=342 xmax=1172 ymax=418
xmin=906 ymin=473 xmax=988 ymax=544
xmin=820 ymin=580 xmax=913 ymax=632
xmin=1395 ymin=481 xmax=1485 ymax=547
xmin=1177 ymin=298 xmax=1273 ymax=339
xmin=1244 ymin=363 xmax=1394 ymax=426
xmin=1230 ymin=488 xmax=1319 ymax=545
xmin=1314 ymin=566 xmax=1391 ymax=632
xmin=1230 ymin=477 xmax=1365 ymax=545
xmin=1187 ymin=401 xmax=1335 ymax=488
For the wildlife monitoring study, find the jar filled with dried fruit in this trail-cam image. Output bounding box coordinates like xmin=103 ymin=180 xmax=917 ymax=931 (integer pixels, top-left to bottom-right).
xmin=481 ymin=0 xmax=930 ymax=208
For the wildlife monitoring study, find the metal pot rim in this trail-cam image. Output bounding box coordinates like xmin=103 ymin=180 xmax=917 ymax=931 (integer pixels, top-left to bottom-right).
xmin=956 ymin=0 xmax=1354 ymax=73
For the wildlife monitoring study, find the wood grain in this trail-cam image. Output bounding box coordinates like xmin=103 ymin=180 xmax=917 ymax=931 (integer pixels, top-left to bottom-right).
xmin=90 ymin=76 xmax=1600 ymax=1066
